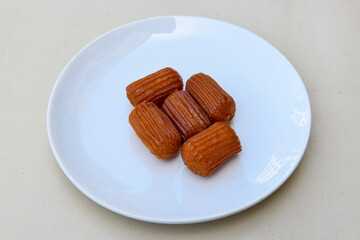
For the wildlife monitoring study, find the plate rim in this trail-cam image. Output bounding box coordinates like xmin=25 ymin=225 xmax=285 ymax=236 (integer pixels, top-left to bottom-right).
xmin=47 ymin=15 xmax=312 ymax=224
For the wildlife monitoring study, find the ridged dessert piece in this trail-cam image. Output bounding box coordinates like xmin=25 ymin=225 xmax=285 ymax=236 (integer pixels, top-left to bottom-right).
xmin=181 ymin=122 xmax=242 ymax=177
xmin=186 ymin=73 xmax=236 ymax=122
xmin=126 ymin=67 xmax=183 ymax=107
xmin=129 ymin=102 xmax=181 ymax=159
xmin=162 ymin=91 xmax=211 ymax=141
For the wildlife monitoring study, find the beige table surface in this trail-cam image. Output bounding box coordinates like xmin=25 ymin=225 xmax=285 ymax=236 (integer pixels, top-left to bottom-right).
xmin=1 ymin=0 xmax=360 ymax=239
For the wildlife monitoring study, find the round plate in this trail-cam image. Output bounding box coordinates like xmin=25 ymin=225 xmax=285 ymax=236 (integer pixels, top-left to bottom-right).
xmin=47 ymin=16 xmax=311 ymax=224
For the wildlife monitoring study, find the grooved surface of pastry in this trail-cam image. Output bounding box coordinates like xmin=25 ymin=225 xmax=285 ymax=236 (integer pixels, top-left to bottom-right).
xmin=126 ymin=67 xmax=183 ymax=107
xmin=162 ymin=91 xmax=211 ymax=141
xmin=129 ymin=102 xmax=181 ymax=159
xmin=186 ymin=73 xmax=236 ymax=122
xmin=181 ymin=122 xmax=242 ymax=177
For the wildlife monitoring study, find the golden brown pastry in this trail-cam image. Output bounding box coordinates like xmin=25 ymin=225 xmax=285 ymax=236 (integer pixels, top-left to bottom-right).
xmin=129 ymin=102 xmax=181 ymax=159
xmin=186 ymin=73 xmax=235 ymax=122
xmin=162 ymin=91 xmax=211 ymax=141
xmin=126 ymin=67 xmax=183 ymax=107
xmin=181 ymin=122 xmax=242 ymax=177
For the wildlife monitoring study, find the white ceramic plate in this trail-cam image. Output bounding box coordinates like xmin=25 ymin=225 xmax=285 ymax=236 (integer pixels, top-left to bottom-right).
xmin=47 ymin=16 xmax=311 ymax=224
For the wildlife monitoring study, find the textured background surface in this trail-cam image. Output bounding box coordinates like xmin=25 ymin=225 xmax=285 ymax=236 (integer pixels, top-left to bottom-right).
xmin=1 ymin=0 xmax=359 ymax=239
